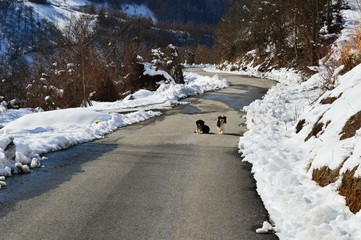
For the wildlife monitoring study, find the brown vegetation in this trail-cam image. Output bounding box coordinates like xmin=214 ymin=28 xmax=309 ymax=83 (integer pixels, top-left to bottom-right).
xmin=320 ymin=96 xmax=338 ymax=104
xmin=340 ymin=111 xmax=361 ymax=140
xmin=326 ymin=120 xmax=332 ymax=128
xmin=1 ymin=9 xmax=193 ymax=110
xmin=339 ymin=167 xmax=361 ymax=213
xmin=339 ymin=29 xmax=361 ymax=73
xmin=312 ymin=165 xmax=343 ymax=187
xmin=305 ymin=122 xmax=324 ymax=141
xmin=215 ymin=0 xmax=344 ymax=70
xmin=295 ymin=119 xmax=306 ymax=133
xmin=312 ymin=164 xmax=361 ymax=214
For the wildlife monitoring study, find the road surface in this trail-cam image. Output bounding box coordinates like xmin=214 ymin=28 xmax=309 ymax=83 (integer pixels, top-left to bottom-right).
xmin=0 ymin=69 xmax=278 ymax=240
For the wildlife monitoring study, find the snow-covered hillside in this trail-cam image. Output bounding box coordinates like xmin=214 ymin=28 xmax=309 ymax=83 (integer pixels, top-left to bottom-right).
xmin=23 ymin=0 xmax=157 ymax=28
xmin=121 ymin=3 xmax=157 ymax=22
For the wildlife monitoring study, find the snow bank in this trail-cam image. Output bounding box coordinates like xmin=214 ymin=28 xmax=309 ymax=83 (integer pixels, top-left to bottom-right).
xmin=0 ymin=108 xmax=161 ymax=167
xmin=238 ymin=70 xmax=355 ymax=239
xmin=237 ymin=0 xmax=361 ymax=238
xmin=90 ymin=72 xmax=228 ymax=111
xmin=205 ymin=64 xmax=304 ymax=84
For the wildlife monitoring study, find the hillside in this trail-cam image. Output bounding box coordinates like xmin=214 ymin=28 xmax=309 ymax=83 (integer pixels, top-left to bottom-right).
xmin=0 ymin=0 xmax=220 ymax=110
xmin=116 ymin=0 xmax=229 ymax=24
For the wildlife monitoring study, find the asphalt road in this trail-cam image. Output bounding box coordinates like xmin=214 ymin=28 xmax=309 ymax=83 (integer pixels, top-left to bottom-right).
xmin=0 ymin=69 xmax=278 ymax=240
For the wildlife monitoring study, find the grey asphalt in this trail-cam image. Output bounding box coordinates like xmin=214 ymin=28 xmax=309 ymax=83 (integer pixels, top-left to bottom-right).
xmin=0 ymin=69 xmax=278 ymax=240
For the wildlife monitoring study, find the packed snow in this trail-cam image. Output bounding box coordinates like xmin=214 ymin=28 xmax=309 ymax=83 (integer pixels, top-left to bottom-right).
xmin=0 ymin=72 xmax=228 ymax=186
xmin=209 ymin=0 xmax=361 ymax=239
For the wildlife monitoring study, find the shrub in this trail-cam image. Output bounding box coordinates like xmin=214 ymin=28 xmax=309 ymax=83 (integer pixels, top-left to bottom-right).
xmin=339 ymin=29 xmax=361 ymax=73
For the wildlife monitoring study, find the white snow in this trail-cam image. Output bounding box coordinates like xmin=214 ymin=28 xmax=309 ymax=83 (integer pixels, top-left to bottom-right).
xmin=143 ymin=62 xmax=175 ymax=84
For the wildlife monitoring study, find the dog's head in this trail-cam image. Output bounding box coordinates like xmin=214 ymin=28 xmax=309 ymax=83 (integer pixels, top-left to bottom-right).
xmin=196 ymin=120 xmax=205 ymax=128
xmin=195 ymin=119 xmax=210 ymax=134
xmin=218 ymin=116 xmax=227 ymax=124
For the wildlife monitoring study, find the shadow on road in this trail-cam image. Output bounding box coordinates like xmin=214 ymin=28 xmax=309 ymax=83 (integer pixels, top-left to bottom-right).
xmin=0 ymin=142 xmax=118 ymax=217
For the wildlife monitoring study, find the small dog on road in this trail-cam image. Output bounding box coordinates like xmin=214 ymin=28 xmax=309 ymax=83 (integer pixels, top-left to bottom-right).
xmin=216 ymin=115 xmax=227 ymax=134
xmin=195 ymin=120 xmax=210 ymax=134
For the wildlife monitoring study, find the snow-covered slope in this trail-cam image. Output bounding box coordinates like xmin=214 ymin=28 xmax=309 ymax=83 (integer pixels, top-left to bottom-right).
xmin=23 ymin=0 xmax=157 ymax=27
xmin=121 ymin=3 xmax=157 ymax=22
xmin=25 ymin=0 xmax=89 ymax=29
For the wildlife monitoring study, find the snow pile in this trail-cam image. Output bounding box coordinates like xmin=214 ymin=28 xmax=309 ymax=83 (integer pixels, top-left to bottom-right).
xmin=205 ymin=63 xmax=304 ymax=84
xmin=256 ymin=221 xmax=277 ymax=234
xmin=237 ymin=0 xmax=361 ymax=239
xmin=143 ymin=62 xmax=175 ymax=84
xmin=0 ymin=72 xmax=227 ymax=185
xmin=90 ymin=72 xmax=228 ymax=112
xmin=0 ymin=108 xmax=161 ymax=169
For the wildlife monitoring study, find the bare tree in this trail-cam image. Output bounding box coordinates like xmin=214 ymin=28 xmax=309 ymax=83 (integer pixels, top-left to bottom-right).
xmin=59 ymin=15 xmax=98 ymax=107
xmin=215 ymin=0 xmax=343 ymax=69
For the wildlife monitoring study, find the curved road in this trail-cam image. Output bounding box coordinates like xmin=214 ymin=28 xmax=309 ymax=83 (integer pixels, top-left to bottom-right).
xmin=0 ymin=69 xmax=278 ymax=240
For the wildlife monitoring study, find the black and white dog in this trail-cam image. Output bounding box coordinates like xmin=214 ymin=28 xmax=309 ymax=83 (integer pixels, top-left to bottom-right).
xmin=216 ymin=115 xmax=227 ymax=134
xmin=195 ymin=120 xmax=210 ymax=134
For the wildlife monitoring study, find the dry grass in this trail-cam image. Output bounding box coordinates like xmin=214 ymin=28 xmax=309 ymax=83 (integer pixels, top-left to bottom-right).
xmin=326 ymin=120 xmax=332 ymax=128
xmin=312 ymin=165 xmax=342 ymax=187
xmin=340 ymin=111 xmax=361 ymax=140
xmin=305 ymin=122 xmax=324 ymax=141
xmin=339 ymin=28 xmax=361 ymax=73
xmin=320 ymin=96 xmax=338 ymax=104
xmin=295 ymin=119 xmax=306 ymax=133
xmin=339 ymin=167 xmax=361 ymax=214
xmin=313 ymin=164 xmax=361 ymax=214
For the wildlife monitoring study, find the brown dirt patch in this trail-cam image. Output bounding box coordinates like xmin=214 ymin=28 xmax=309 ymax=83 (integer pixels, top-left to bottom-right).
xmin=340 ymin=111 xmax=361 ymax=140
